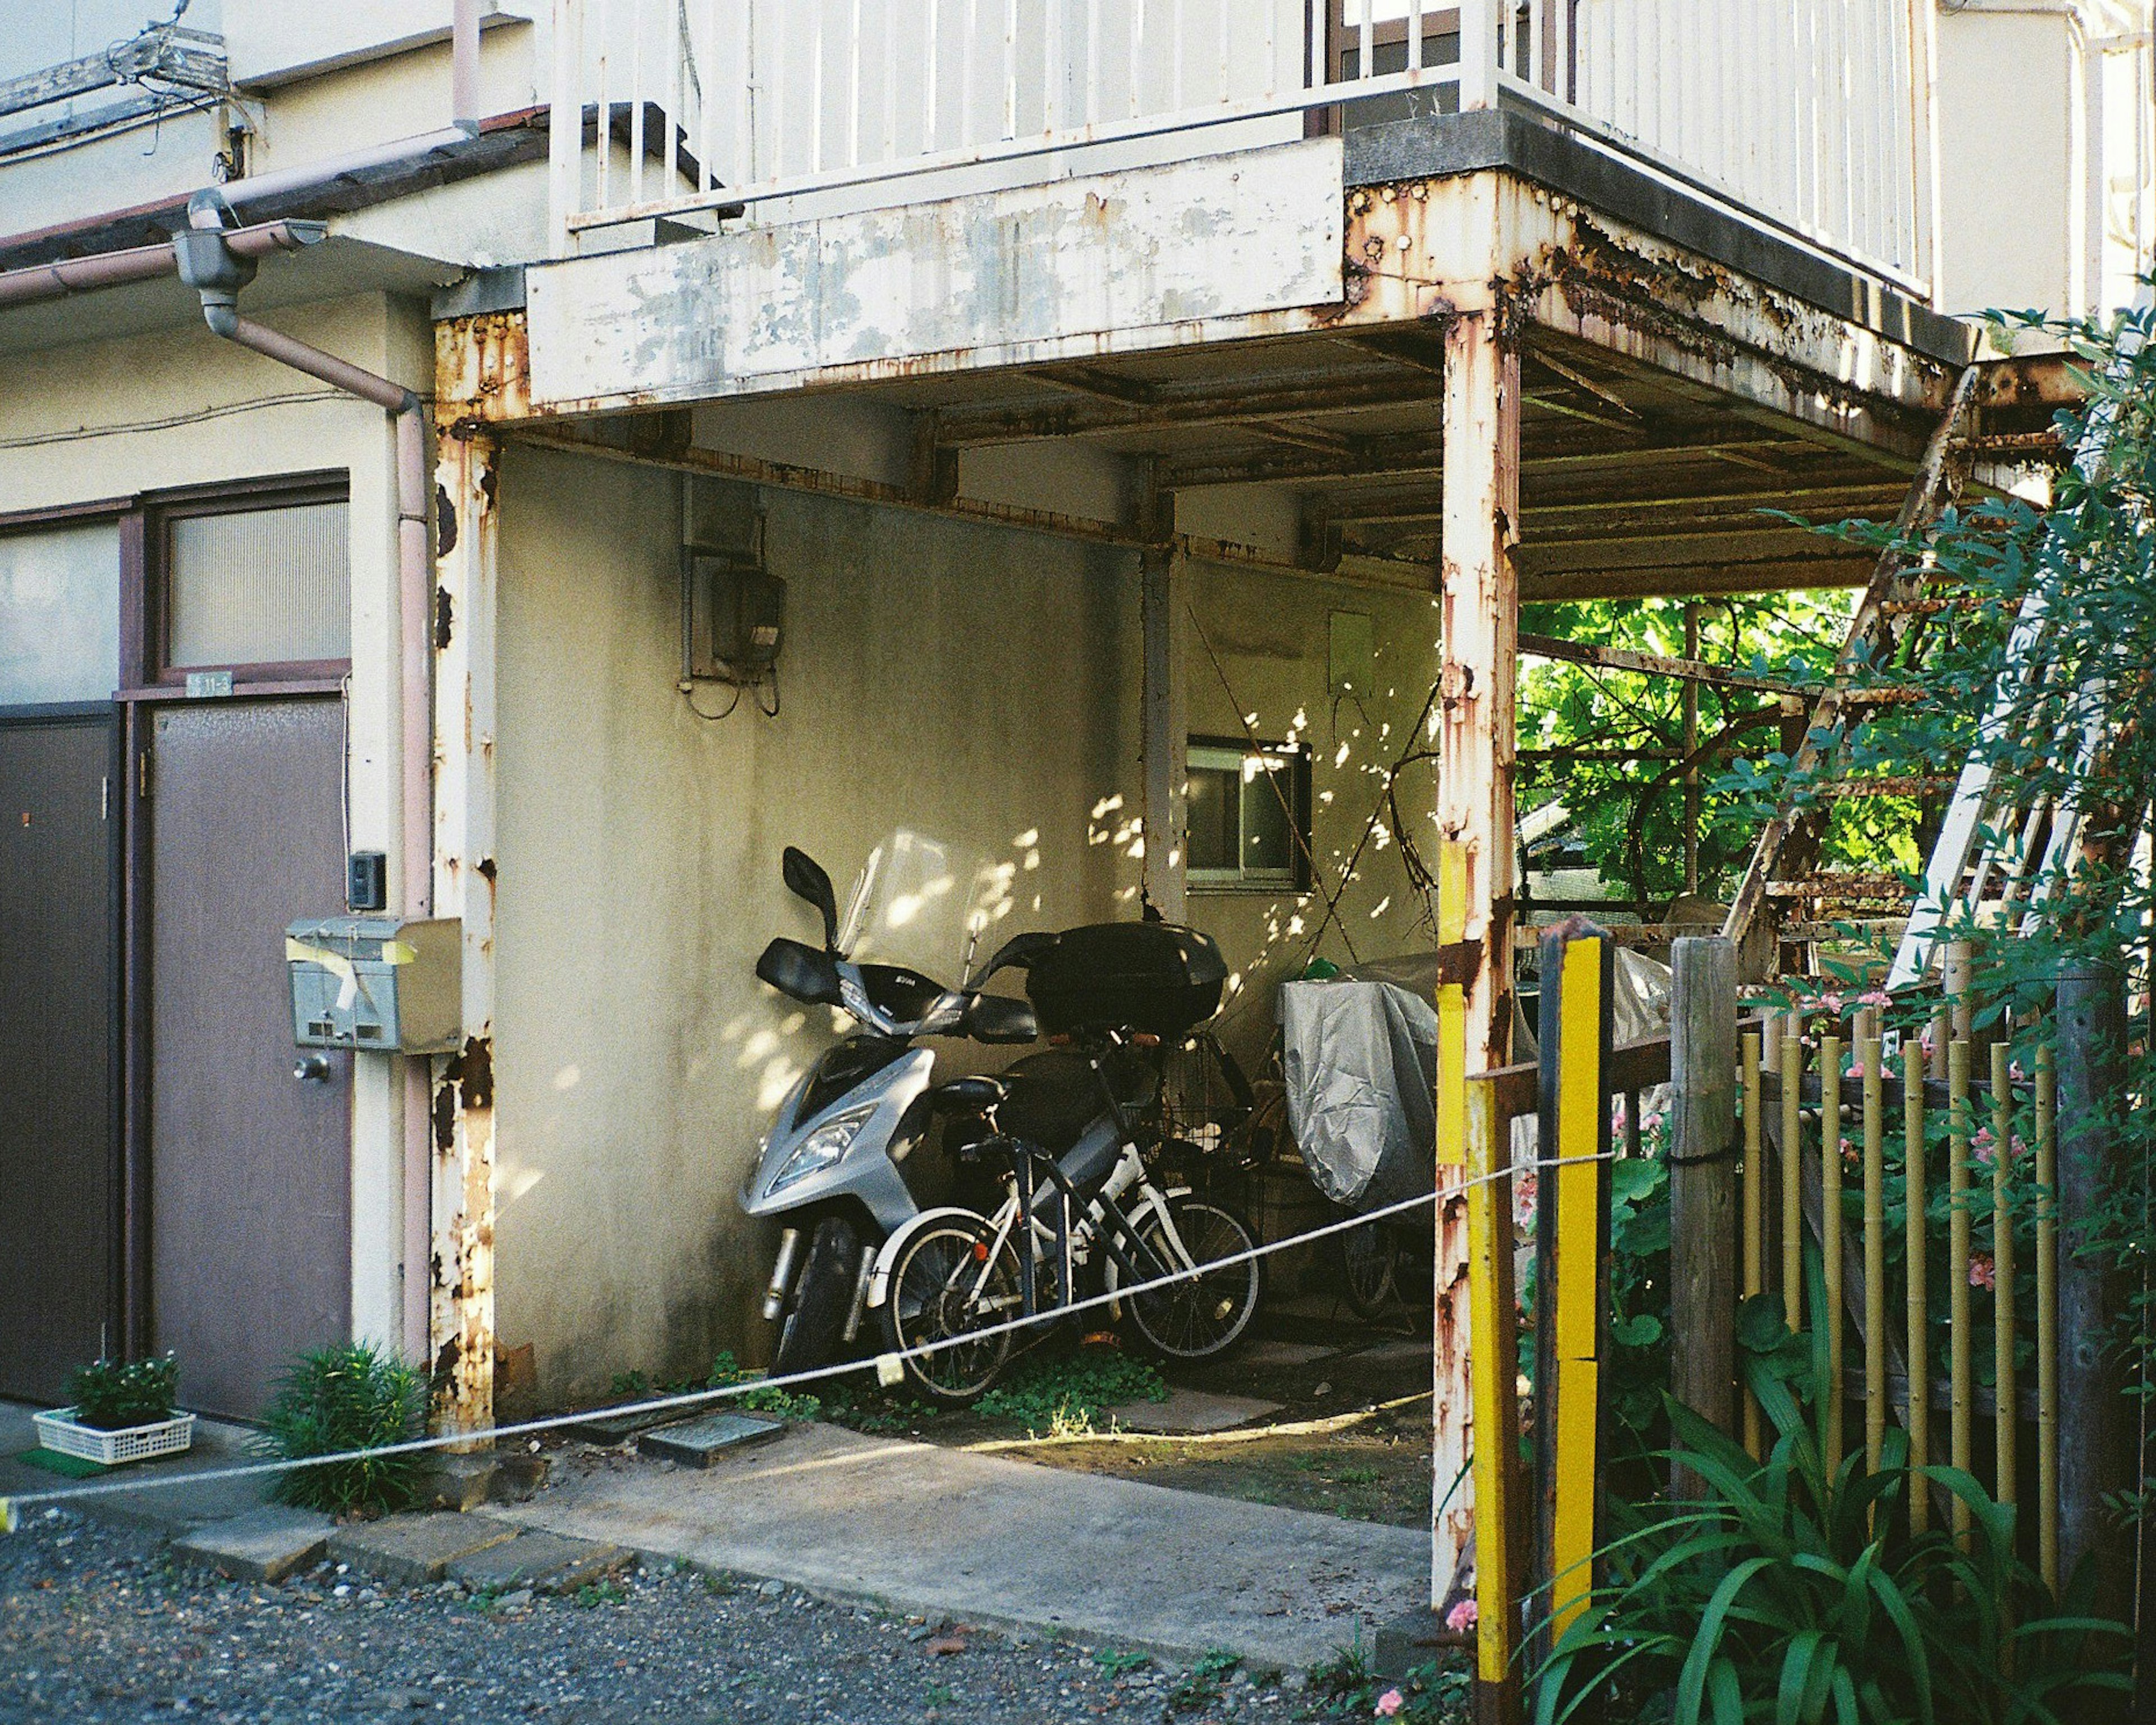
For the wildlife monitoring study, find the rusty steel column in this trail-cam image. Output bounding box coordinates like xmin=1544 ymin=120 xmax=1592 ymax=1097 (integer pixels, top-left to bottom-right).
xmin=1431 ymin=306 xmax=1522 ymax=1610
xmin=428 ymin=419 xmax=500 ymax=1439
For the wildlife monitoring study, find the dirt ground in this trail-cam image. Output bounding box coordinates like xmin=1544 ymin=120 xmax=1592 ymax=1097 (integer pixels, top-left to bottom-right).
xmin=832 ymin=1293 xmax=1438 ymax=1531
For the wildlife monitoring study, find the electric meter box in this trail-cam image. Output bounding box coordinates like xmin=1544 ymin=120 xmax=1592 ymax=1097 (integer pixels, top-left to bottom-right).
xmin=285 ymin=916 xmax=462 ymax=1054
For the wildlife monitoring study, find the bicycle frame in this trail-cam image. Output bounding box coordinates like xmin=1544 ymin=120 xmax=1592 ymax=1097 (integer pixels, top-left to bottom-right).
xmin=955 ymin=1138 xmax=1198 ymax=1328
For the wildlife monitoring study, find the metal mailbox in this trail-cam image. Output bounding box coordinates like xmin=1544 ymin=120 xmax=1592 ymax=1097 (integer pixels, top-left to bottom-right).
xmin=285 ymin=916 xmax=462 ymax=1054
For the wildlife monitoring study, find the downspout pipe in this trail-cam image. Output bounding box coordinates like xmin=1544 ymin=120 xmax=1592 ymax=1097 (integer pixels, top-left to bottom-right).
xmin=175 ymin=227 xmax=433 ymax=923
xmin=176 ymin=225 xmax=440 ymax=1374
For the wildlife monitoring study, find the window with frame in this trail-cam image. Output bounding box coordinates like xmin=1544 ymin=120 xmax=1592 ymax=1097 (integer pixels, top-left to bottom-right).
xmin=153 ymin=486 xmax=351 ymax=680
xmin=1185 ymin=740 xmax=1310 ymax=892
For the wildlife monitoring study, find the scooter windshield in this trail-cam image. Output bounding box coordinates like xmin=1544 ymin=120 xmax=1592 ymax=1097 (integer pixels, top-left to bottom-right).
xmin=834 ymin=829 xmax=1027 ymax=985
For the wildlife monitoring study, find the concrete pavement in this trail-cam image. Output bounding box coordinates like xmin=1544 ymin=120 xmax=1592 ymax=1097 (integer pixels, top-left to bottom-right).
xmin=496 ymin=1419 xmax=1427 ymax=1668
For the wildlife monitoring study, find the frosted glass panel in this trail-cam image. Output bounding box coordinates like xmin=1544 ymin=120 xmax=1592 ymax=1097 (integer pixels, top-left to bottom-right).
xmin=0 ymin=523 xmax=120 ymax=706
xmin=168 ymin=501 xmax=350 ymax=668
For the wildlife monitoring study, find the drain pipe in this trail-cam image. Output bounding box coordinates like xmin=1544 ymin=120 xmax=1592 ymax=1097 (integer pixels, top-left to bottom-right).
xmin=175 ymin=225 xmax=438 ymax=1363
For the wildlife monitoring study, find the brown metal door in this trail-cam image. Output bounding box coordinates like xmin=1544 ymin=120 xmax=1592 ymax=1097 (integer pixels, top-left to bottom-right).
xmin=149 ymin=699 xmax=350 ymax=1419
xmin=0 ymin=713 xmax=119 ymax=1403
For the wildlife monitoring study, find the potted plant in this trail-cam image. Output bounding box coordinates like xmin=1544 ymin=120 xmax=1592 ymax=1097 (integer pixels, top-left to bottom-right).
xmin=34 ymin=1353 xmax=193 ymax=1467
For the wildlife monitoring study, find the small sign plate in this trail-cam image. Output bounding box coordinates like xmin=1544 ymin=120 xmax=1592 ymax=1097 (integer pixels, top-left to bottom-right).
xmin=185 ymin=670 xmax=234 ymax=699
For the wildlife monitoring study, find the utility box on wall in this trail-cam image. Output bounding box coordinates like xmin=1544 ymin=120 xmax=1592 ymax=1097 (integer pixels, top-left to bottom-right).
xmin=285 ymin=917 xmax=462 ymax=1054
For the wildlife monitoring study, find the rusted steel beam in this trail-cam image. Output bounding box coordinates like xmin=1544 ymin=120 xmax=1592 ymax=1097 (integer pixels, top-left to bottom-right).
xmin=1516 ymin=559 xmax=1872 ymax=602
xmin=1430 ymin=306 xmax=1521 ymax=1610
xmin=1517 ymin=632 xmax=1808 ymax=697
xmin=428 ymin=417 xmax=501 ymax=1443
xmin=933 ymin=371 xmax=1441 ymax=446
xmin=435 ymin=309 xmax=532 ymax=427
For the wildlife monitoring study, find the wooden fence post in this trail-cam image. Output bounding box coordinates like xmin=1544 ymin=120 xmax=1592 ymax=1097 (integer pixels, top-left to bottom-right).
xmin=1670 ymin=937 xmax=1738 ymax=1483
xmin=2055 ymin=966 xmax=2134 ymax=1655
xmin=1533 ymin=921 xmax=1612 ymax=1657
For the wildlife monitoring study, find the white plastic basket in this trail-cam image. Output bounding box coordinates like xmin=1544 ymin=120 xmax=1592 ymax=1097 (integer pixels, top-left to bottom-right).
xmin=33 ymin=1408 xmax=194 ymax=1467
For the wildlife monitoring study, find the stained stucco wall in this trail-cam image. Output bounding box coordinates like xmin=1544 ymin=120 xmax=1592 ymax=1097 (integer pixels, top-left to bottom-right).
xmin=491 ymin=441 xmax=1442 ymax=1404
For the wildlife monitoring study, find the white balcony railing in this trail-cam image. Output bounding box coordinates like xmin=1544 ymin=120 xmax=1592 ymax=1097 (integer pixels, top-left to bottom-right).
xmin=547 ymin=1 xmax=1935 ymax=298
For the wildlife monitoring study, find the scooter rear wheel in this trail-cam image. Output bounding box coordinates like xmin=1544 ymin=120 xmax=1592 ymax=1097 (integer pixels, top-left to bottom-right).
xmin=772 ymin=1215 xmax=859 ymax=1379
xmin=881 ymin=1221 xmax=1017 ymax=1405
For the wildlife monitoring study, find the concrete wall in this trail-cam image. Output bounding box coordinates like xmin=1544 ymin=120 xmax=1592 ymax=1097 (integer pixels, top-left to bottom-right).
xmin=0 ymin=291 xmax=431 ymax=1353
xmin=490 ymin=439 xmax=1441 ymax=1404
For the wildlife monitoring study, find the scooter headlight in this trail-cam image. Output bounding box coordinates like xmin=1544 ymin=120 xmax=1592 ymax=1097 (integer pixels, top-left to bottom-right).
xmin=764 ymin=1103 xmax=878 ymax=1198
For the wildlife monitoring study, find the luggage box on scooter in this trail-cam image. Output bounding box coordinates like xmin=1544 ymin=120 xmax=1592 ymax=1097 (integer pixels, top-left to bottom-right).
xmin=1025 ymin=922 xmax=1227 ymax=1037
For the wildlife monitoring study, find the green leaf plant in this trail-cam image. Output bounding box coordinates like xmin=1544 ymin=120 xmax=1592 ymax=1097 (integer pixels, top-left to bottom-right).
xmin=1527 ymin=1311 xmax=2130 ymax=1725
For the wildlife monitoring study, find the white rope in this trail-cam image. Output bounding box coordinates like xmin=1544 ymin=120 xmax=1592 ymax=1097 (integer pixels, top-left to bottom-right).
xmin=0 ymin=1151 xmax=1613 ymax=1527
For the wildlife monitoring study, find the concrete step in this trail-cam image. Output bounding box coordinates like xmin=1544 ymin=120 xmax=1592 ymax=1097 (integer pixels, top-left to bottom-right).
xmin=172 ymin=1506 xmax=333 ymax=1584
xmin=327 ymin=1513 xmax=522 ymax=1585
xmin=445 ymin=1529 xmax=634 ymax=1595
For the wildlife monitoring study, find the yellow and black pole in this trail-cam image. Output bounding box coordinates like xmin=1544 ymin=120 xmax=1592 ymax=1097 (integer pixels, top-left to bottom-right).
xmin=1437 ymin=841 xmax=1521 ymax=1725
xmin=1531 ymin=917 xmax=1614 ymax=1662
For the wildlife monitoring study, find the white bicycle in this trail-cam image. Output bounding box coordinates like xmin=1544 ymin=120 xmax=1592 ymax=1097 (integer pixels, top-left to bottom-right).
xmin=877 ymin=1045 xmax=1262 ymax=1404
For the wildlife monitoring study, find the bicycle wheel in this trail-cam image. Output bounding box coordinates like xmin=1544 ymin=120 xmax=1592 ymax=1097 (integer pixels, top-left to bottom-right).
xmin=1339 ymin=1218 xmax=1400 ymax=1319
xmin=880 ymin=1221 xmax=1018 ymax=1404
xmin=1116 ymin=1197 xmax=1262 ymax=1361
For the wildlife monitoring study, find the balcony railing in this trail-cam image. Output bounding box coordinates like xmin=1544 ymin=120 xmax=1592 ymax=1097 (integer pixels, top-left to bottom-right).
xmin=547 ymin=0 xmax=1935 ymax=299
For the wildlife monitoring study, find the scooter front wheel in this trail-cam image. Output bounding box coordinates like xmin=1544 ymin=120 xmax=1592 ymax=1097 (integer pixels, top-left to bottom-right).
xmin=771 ymin=1215 xmax=859 ymax=1379
xmin=881 ymin=1221 xmax=1017 ymax=1405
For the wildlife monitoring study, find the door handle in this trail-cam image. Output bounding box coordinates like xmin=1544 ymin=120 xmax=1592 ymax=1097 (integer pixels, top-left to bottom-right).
xmin=293 ymin=1054 xmax=334 ymax=1083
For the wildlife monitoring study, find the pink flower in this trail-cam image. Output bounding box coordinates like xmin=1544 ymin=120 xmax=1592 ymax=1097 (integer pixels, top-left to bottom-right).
xmin=1642 ymin=1111 xmax=1665 ymax=1137
xmin=1514 ymin=1171 xmax=1539 ymax=1229
xmin=1849 ymin=1061 xmax=1866 ymax=1079
xmin=1819 ymin=990 xmax=1846 ymax=1016
xmin=1970 ymin=1252 xmax=1996 ymax=1291
xmin=1376 ymin=1689 xmax=1405 ymax=1717
xmin=1840 ymin=1137 xmax=1858 ymax=1165
xmin=1972 ymin=1127 xmax=1996 ymax=1166
xmin=1860 ymin=988 xmax=1892 ymax=1008
xmin=1446 ymin=1598 xmax=1480 ymax=1634
xmin=1611 ymin=1096 xmax=1628 ymax=1130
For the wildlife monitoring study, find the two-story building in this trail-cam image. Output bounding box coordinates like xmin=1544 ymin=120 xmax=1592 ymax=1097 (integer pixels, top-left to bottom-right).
xmin=1 ymin=0 xmax=2148 ymax=1596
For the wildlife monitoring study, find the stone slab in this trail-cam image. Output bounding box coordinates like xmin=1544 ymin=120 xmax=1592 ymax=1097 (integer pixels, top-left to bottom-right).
xmin=1103 ymin=1388 xmax=1283 ymax=1435
xmin=446 ymin=1529 xmax=634 ymax=1595
xmin=637 ymin=1412 xmax=787 ymax=1467
xmin=172 ymin=1506 xmax=334 ymax=1584
xmin=563 ymin=1409 xmax=677 ymax=1447
xmin=490 ymin=1420 xmax=1425 ymax=1669
xmin=328 ymin=1513 xmax=521 ymax=1585
xmin=1236 ymin=1340 xmax=1339 ymax=1369
xmin=1373 ymin=1607 xmax=1464 ymax=1683
xmin=1350 ymin=1339 xmax=1433 ymax=1367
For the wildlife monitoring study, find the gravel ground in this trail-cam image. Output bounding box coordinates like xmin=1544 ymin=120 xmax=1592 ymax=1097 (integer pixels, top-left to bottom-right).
xmin=0 ymin=1509 xmax=1332 ymax=1725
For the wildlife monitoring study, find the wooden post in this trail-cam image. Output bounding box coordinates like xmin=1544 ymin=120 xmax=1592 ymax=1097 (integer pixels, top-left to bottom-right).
xmin=1140 ymin=547 xmax=1189 ymax=925
xmin=1670 ymin=937 xmax=1738 ymax=1477
xmin=1863 ymin=1025 xmax=1888 ymax=1483
xmin=2055 ymin=966 xmax=2133 ymax=1643
xmin=1533 ymin=923 xmax=1612 ymax=1657
xmin=1432 ymin=306 xmax=1520 ymax=1609
xmin=429 ymin=421 xmax=500 ymax=1443
xmin=1821 ymin=1026 xmax=1845 ymax=1474
xmin=1904 ymin=1051 xmax=1931 ymax=1534
xmin=1948 ymin=1037 xmax=1974 ymax=1544
xmin=1990 ymin=1042 xmax=2018 ymax=1512
xmin=1742 ymin=1028 xmax=1765 ymax=1457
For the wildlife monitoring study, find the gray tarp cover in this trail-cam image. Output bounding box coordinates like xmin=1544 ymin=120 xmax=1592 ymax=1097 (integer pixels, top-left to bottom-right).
xmin=1281 ymin=948 xmax=1670 ymax=1210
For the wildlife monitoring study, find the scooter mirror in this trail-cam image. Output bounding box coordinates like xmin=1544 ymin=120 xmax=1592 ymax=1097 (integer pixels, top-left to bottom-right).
xmin=781 ymin=845 xmax=839 ymax=949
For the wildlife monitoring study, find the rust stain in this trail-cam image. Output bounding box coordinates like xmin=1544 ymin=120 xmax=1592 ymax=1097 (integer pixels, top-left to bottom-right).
xmin=458 ymin=1033 xmax=495 ymax=1112
xmin=435 ymin=310 xmax=533 ymax=427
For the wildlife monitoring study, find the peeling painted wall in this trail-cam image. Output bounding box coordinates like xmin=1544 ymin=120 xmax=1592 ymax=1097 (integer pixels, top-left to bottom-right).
xmin=490 ymin=437 xmax=1442 ymax=1402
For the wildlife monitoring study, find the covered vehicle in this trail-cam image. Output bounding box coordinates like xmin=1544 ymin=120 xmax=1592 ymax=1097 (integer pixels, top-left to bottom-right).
xmin=1280 ymin=947 xmax=1669 ymax=1210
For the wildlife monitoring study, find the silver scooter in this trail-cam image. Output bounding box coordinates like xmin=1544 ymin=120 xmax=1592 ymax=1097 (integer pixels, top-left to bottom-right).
xmin=741 ymin=847 xmax=1043 ymax=1375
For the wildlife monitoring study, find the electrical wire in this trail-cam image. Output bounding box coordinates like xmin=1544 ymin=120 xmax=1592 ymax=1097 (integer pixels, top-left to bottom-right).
xmin=0 ymin=1145 xmax=1614 ymax=1526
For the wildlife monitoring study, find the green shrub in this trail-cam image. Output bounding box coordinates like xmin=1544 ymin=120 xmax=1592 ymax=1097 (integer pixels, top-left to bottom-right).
xmin=1529 ymin=1329 xmax=2130 ymax=1725
xmin=255 ymin=1342 xmax=427 ymax=1516
xmin=973 ymin=1342 xmax=1167 ymax=1435
xmin=705 ymin=1350 xmax=823 ymax=1420
xmin=67 ymin=1353 xmax=179 ymax=1430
